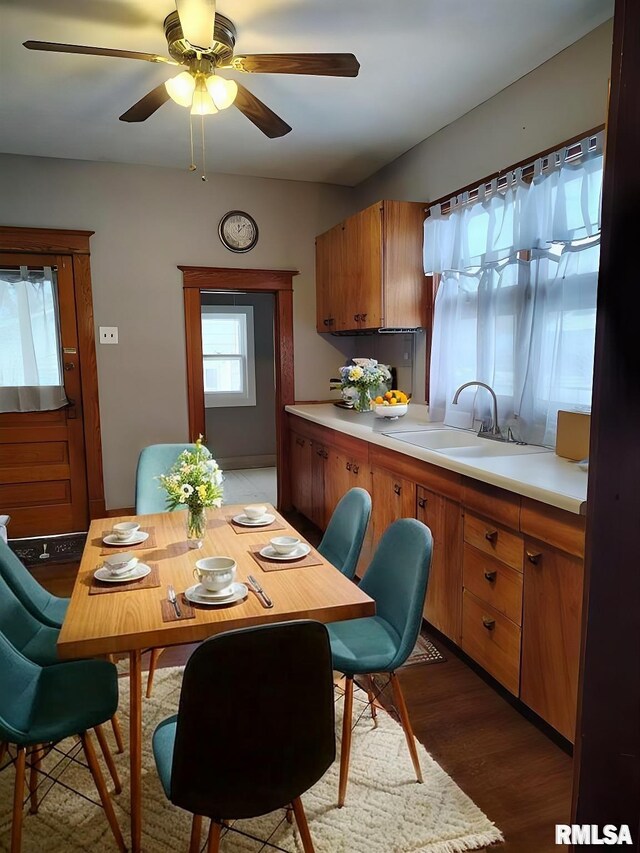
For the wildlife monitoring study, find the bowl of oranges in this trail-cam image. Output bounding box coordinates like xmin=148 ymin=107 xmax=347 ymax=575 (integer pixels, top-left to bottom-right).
xmin=373 ymin=390 xmax=410 ymax=418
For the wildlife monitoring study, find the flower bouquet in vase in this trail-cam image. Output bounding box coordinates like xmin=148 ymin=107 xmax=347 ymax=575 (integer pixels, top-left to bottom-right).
xmin=339 ymin=359 xmax=392 ymax=413
xmin=158 ymin=437 xmax=224 ymax=548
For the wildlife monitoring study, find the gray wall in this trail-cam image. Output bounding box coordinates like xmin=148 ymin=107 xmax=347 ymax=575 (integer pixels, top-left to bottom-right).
xmin=202 ymin=292 xmax=276 ymax=467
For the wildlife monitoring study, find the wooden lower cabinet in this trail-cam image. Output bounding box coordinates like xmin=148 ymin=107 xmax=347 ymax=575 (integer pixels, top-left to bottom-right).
xmin=289 ymin=431 xmax=314 ymax=521
xmin=417 ymin=486 xmax=462 ymax=644
xmin=520 ymin=541 xmax=584 ymax=741
xmin=324 ymin=446 xmax=368 ymax=523
xmin=370 ymin=466 xmax=416 ymax=548
xmin=462 ymin=589 xmax=522 ymax=695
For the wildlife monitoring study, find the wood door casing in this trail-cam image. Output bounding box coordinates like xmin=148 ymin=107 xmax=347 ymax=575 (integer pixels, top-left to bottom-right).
xmin=0 ymin=253 xmax=89 ymax=536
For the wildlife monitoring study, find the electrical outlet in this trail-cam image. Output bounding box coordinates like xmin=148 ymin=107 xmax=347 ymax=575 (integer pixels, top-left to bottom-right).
xmin=99 ymin=326 xmax=118 ymax=344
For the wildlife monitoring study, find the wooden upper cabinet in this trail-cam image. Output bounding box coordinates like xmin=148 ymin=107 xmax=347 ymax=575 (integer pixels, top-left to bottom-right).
xmin=316 ymin=200 xmax=427 ymax=332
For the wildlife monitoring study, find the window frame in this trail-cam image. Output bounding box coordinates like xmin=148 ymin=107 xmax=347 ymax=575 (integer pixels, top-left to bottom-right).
xmin=201 ymin=305 xmax=257 ymax=408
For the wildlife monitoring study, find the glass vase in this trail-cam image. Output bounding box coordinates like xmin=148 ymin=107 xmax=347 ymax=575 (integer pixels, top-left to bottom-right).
xmin=354 ymin=387 xmax=372 ymax=413
xmin=186 ymin=505 xmax=206 ymax=549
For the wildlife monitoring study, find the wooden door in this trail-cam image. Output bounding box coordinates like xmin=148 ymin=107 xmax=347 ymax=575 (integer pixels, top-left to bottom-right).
xmin=289 ymin=431 xmax=314 ymax=521
xmin=370 ymin=467 xmax=416 ymax=552
xmin=417 ymin=486 xmax=462 ymax=643
xmin=353 ymin=204 xmax=383 ymax=329
xmin=0 ymin=253 xmax=89 ymax=537
xmin=521 ymin=542 xmax=584 ymax=740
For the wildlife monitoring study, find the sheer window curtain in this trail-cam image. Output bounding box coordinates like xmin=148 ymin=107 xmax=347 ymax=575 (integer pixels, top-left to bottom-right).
xmin=425 ymin=133 xmax=603 ymax=446
xmin=0 ymin=265 xmax=68 ymax=412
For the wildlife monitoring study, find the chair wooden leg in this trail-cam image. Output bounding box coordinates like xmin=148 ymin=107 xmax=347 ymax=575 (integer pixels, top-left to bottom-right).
xmin=292 ymin=797 xmax=315 ymax=853
xmin=81 ymin=731 xmax=126 ymax=852
xmin=94 ymin=724 xmax=122 ymax=794
xmin=189 ymin=814 xmax=203 ymax=853
xmin=0 ymin=741 xmax=8 ymax=766
xmin=207 ymin=820 xmax=222 ymax=853
xmin=366 ymin=676 xmax=378 ymax=726
xmin=389 ymin=671 xmax=423 ymax=783
xmin=11 ymin=746 xmax=26 ymax=853
xmin=146 ymin=648 xmax=166 ymax=698
xmin=28 ymin=744 xmax=43 ymax=814
xmin=110 ymin=714 xmax=124 ymax=754
xmin=285 ymin=804 xmax=293 ymax=823
xmin=338 ymin=675 xmax=354 ymax=808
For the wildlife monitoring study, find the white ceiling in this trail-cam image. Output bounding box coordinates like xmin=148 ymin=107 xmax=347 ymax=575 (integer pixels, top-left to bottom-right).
xmin=0 ymin=0 xmax=612 ymax=186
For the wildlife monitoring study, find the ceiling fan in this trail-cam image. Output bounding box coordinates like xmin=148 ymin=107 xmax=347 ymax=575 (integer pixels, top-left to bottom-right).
xmin=23 ymin=0 xmax=360 ymax=139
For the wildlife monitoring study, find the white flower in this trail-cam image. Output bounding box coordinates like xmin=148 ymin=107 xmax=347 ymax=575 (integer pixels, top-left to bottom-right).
xmin=348 ymin=366 xmax=364 ymax=381
xmin=180 ymin=483 xmax=194 ymax=497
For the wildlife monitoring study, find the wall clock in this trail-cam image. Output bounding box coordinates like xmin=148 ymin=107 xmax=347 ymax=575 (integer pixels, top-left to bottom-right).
xmin=218 ymin=210 xmax=259 ymax=253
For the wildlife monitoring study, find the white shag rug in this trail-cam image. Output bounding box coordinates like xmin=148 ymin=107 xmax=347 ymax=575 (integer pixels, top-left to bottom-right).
xmin=0 ymin=667 xmax=503 ymax=853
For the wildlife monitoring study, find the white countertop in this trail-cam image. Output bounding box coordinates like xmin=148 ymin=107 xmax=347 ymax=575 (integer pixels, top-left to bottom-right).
xmin=286 ymin=403 xmax=587 ymax=515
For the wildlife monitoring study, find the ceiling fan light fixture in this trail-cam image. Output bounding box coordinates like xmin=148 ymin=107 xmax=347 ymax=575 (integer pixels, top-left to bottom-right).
xmin=206 ymin=74 xmax=238 ymax=110
xmin=191 ymin=76 xmax=218 ymax=115
xmin=165 ymin=70 xmax=196 ymax=106
xmin=175 ymin=0 xmax=216 ymax=51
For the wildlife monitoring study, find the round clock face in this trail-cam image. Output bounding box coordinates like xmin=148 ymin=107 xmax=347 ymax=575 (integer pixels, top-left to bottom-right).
xmin=219 ymin=211 xmax=259 ymax=253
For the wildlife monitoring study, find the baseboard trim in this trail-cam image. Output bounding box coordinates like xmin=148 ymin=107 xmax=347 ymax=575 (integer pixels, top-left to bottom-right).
xmin=219 ymin=454 xmax=276 ymax=470
xmin=105 ymin=507 xmax=136 ymax=517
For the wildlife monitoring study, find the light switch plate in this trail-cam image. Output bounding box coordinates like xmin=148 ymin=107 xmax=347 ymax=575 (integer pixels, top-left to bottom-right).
xmin=99 ymin=326 xmax=118 ymax=344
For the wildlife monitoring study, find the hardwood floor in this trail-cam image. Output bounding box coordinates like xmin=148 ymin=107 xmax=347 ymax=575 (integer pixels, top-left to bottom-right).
xmin=32 ymin=548 xmax=572 ymax=852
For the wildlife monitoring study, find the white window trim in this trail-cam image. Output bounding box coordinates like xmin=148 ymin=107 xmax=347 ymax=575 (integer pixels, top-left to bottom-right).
xmin=202 ymin=305 xmax=257 ymax=408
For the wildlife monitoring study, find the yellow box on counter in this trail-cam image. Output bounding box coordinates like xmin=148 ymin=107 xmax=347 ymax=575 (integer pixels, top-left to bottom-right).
xmin=555 ymin=410 xmax=591 ymax=461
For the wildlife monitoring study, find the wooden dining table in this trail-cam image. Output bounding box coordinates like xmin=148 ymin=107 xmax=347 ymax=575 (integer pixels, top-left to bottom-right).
xmin=57 ymin=504 xmax=375 ymax=853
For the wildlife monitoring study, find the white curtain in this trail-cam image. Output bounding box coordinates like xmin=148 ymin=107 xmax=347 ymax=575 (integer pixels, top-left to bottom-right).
xmin=0 ymin=266 xmax=68 ymax=412
xmin=426 ymin=133 xmax=603 ymax=446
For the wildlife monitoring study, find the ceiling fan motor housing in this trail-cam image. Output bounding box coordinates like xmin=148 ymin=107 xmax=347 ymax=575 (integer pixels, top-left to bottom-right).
xmin=163 ymin=10 xmax=237 ymax=65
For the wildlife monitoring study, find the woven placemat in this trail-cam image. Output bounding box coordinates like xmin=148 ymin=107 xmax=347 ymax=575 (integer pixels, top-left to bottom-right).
xmin=89 ymin=563 xmax=160 ymax=595
xmin=160 ymin=595 xmax=196 ymax=622
xmin=98 ymin=527 xmax=157 ymax=555
xmin=249 ymin=546 xmax=323 ymax=572
xmin=226 ymin=516 xmax=286 ymax=535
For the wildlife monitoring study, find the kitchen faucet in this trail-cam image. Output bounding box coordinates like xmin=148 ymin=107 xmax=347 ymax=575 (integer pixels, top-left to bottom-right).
xmin=452 ymin=381 xmax=506 ymax=441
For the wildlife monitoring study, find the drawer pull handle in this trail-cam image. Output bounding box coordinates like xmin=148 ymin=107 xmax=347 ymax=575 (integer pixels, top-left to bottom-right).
xmin=485 ymin=529 xmax=498 ymax=543
xmin=354 ymin=313 xmax=360 ymax=322
xmin=418 ymin=497 xmax=427 ymax=509
xmin=484 ymin=570 xmax=497 ymax=582
xmin=526 ymin=551 xmax=542 ymax=565
xmin=296 ymin=437 xmax=305 ymax=447
xmin=393 ymin=484 xmax=402 ymax=496
xmin=322 ymin=450 xmax=329 ymax=459
xmin=323 ymin=318 xmax=330 ymax=326
xmin=361 ymin=313 xmax=367 ymax=322
xmin=482 ymin=616 xmax=496 ymax=630
xmin=352 ymin=464 xmax=359 ymax=475
xmin=346 ymin=462 xmax=352 ymax=471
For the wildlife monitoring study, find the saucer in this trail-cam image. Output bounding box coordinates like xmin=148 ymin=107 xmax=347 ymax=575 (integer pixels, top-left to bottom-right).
xmin=232 ymin=513 xmax=276 ymax=527
xmin=94 ymin=563 xmax=151 ymax=583
xmin=184 ymin=582 xmax=248 ymax=606
xmin=103 ymin=531 xmax=149 ymax=547
xmin=193 ymin=583 xmax=236 ymax=600
xmin=259 ymin=543 xmax=311 ymax=561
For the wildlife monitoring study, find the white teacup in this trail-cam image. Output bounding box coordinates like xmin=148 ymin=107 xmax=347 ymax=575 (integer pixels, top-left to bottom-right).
xmin=112 ymin=521 xmax=140 ymax=541
xmin=104 ymin=552 xmax=138 ymax=576
xmin=270 ymin=536 xmax=300 ymax=555
xmin=194 ymin=556 xmax=237 ymax=594
xmin=244 ymin=504 xmax=267 ymax=520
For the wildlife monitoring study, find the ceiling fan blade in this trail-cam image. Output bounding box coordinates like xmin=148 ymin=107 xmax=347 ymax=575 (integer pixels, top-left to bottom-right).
xmin=175 ymin=0 xmax=216 ymax=50
xmin=231 ymin=53 xmax=360 ymax=77
xmin=119 ymin=83 xmax=171 ymax=123
xmin=23 ymin=40 xmax=178 ymax=65
xmin=234 ymin=83 xmax=291 ymax=138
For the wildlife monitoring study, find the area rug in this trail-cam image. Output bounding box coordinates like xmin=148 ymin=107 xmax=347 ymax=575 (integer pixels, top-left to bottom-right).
xmin=404 ymin=631 xmax=446 ymax=666
xmin=0 ymin=667 xmax=503 ymax=853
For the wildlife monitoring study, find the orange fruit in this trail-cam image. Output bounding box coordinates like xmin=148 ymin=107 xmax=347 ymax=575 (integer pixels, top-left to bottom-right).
xmin=390 ymin=398 xmax=397 ymax=405
xmin=375 ymin=396 xmax=383 ymax=404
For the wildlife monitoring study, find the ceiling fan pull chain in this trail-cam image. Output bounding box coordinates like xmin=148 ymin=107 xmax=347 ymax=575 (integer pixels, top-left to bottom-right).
xmin=201 ymin=113 xmax=207 ymax=182
xmin=188 ymin=113 xmax=196 ymax=171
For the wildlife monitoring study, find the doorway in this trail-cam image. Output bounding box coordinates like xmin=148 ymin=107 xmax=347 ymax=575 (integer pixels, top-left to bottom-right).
xmin=181 ymin=265 xmax=297 ymax=510
xmin=0 ymin=229 xmax=104 ymax=538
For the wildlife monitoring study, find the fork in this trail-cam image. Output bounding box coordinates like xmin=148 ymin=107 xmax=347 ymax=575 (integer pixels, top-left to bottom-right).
xmin=167 ymin=585 xmax=181 ymax=618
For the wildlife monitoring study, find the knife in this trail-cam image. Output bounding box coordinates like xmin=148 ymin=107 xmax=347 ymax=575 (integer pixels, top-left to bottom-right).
xmin=247 ymin=574 xmax=273 ymax=609
xmin=167 ymin=585 xmax=181 ymax=618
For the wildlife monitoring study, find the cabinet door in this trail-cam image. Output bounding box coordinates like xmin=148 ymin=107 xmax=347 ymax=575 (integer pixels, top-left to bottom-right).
xmin=310 ymin=441 xmax=328 ymax=529
xmin=353 ymin=204 xmax=383 ymax=329
xmin=521 ymin=542 xmax=584 ymax=741
xmin=324 ymin=447 xmax=353 ymax=523
xmin=316 ymin=224 xmax=343 ymax=333
xmin=370 ymin=467 xmax=416 ymax=552
xmin=289 ymin=432 xmax=313 ymax=520
xmin=417 ymin=486 xmax=462 ymax=643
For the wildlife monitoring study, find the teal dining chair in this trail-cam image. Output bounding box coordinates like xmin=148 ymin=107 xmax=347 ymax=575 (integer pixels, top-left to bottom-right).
xmin=0 ymin=631 xmax=126 ymax=852
xmin=317 ymin=488 xmax=371 ymax=581
xmin=135 ymin=443 xmax=204 ymax=515
xmin=328 ymin=517 xmax=433 ymax=806
xmin=0 ymin=539 xmax=124 ymax=755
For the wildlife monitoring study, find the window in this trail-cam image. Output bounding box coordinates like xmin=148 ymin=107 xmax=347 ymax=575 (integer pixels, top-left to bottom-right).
xmin=201 ymin=305 xmax=256 ymax=408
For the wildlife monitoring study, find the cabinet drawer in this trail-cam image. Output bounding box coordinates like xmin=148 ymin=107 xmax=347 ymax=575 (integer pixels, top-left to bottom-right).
xmin=462 ymin=590 xmax=521 ymax=695
xmin=463 ymin=545 xmax=523 ymax=625
xmin=464 ymin=513 xmax=524 ymax=571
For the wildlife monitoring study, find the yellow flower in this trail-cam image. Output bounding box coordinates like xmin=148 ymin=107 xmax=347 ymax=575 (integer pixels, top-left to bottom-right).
xmin=348 ymin=366 xmax=364 ymax=381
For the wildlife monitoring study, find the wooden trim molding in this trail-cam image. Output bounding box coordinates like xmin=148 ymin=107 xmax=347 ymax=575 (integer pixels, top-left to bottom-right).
xmin=0 ymin=226 xmax=94 ymax=255
xmin=179 ymin=266 xmax=298 ymax=291
xmin=180 ymin=266 xmax=298 ymax=511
